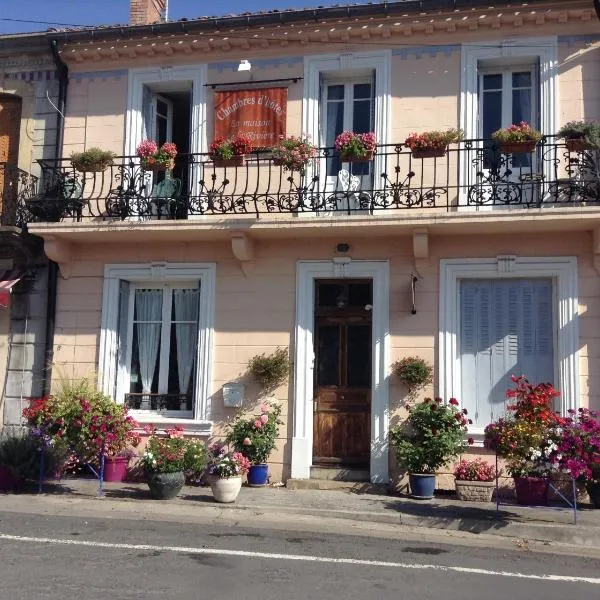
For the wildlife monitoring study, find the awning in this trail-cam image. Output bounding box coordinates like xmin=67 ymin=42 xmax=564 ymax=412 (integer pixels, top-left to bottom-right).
xmin=0 ymin=270 xmax=24 ymax=308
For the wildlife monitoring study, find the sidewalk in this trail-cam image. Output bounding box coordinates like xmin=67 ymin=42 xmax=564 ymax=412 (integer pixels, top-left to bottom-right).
xmin=1 ymin=478 xmax=599 ymax=550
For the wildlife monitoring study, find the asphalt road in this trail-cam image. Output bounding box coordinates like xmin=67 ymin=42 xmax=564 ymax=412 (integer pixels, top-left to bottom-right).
xmin=0 ymin=510 xmax=598 ymax=599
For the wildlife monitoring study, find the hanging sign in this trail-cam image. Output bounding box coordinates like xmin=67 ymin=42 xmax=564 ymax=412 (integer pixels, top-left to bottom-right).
xmin=214 ymin=87 xmax=287 ymax=148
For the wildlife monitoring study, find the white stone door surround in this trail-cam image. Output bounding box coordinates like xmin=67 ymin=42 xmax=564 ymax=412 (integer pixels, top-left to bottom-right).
xmin=292 ymin=259 xmax=390 ymax=483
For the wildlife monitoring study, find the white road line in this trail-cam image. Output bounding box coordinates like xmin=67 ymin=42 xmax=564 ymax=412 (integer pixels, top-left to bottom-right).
xmin=1 ymin=532 xmax=598 ymax=585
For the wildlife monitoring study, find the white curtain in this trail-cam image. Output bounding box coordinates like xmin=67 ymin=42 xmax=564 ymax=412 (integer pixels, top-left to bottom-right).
xmin=135 ymin=289 xmax=163 ymax=394
xmin=173 ymin=289 xmax=199 ymax=395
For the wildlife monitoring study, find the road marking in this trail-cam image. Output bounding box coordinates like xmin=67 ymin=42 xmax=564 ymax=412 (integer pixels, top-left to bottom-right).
xmin=0 ymin=532 xmax=598 ymax=585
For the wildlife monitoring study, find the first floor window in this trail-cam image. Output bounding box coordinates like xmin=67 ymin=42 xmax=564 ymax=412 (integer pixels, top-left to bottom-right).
xmin=459 ymin=278 xmax=554 ymax=429
xmin=119 ymin=282 xmax=200 ymax=413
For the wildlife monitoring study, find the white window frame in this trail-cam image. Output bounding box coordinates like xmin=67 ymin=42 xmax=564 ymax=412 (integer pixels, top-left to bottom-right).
xmin=152 ymin=94 xmax=174 ymax=145
xmin=460 ymin=38 xmax=558 ymax=205
xmin=439 ymin=257 xmax=579 ymax=442
xmin=303 ymin=51 xmax=391 ymax=194
xmin=99 ymin=263 xmax=216 ymax=435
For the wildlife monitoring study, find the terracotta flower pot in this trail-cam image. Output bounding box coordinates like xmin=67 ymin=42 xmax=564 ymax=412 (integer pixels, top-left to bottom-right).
xmin=455 ymin=479 xmax=495 ymax=503
xmin=213 ymin=155 xmax=245 ymax=168
xmin=340 ymin=150 xmax=374 ymax=163
xmin=565 ymin=138 xmax=594 ymax=153
xmin=497 ymin=141 xmax=537 ymax=154
xmin=411 ymin=146 xmax=448 ymax=159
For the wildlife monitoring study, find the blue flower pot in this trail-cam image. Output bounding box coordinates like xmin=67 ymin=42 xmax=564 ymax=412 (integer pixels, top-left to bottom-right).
xmin=409 ymin=473 xmax=436 ymax=499
xmin=247 ymin=464 xmax=269 ymax=487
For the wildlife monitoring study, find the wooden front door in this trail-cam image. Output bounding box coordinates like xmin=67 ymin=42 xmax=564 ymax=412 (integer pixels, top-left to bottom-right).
xmin=313 ymin=280 xmax=372 ymax=468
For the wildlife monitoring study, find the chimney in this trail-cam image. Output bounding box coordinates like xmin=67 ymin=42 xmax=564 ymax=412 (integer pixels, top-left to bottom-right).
xmin=130 ymin=0 xmax=166 ymax=26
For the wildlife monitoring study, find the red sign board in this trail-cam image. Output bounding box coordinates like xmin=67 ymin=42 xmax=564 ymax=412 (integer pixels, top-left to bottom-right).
xmin=214 ymin=87 xmax=287 ymax=148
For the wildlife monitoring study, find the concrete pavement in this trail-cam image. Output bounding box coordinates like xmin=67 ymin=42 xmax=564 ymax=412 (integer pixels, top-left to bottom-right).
xmin=0 ymin=478 xmax=599 ymax=554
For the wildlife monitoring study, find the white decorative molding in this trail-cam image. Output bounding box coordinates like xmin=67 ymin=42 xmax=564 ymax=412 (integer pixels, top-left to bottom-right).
xmin=302 ymin=51 xmax=391 ymax=189
xmin=496 ymin=255 xmax=517 ymax=273
xmin=412 ymin=228 xmax=429 ymax=272
xmin=231 ymin=233 xmax=255 ymax=276
xmin=43 ymin=236 xmax=73 ymax=279
xmin=439 ymin=256 xmax=579 ymax=438
xmin=332 ymin=256 xmax=351 ymax=278
xmin=459 ymin=37 xmax=559 ymax=202
xmin=99 ymin=262 xmax=216 ymax=426
xmin=293 ymin=260 xmax=390 ymax=483
xmin=150 ymin=261 xmax=168 ymax=279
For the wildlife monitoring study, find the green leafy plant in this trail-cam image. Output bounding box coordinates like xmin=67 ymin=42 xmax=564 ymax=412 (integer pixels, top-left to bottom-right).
xmin=389 ymin=398 xmax=470 ymax=474
xmin=392 ymin=357 xmax=433 ymax=397
xmin=70 ymin=148 xmax=116 ymax=172
xmin=140 ymin=426 xmax=207 ymax=475
xmin=557 ymin=121 xmax=600 ymax=148
xmin=491 ymin=122 xmax=542 ymax=144
xmin=404 ymin=129 xmax=464 ymax=151
xmin=247 ymin=347 xmax=291 ymax=393
xmin=226 ymin=401 xmax=283 ymax=465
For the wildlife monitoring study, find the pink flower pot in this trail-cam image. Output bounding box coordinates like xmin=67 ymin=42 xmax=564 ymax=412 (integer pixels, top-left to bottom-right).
xmin=514 ymin=476 xmax=549 ymax=506
xmin=103 ymin=457 xmax=129 ymax=482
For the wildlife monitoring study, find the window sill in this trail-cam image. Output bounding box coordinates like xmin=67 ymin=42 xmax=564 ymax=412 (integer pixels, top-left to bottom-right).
xmin=132 ymin=414 xmax=213 ymax=437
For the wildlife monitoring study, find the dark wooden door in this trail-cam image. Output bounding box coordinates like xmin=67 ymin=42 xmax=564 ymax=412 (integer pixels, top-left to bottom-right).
xmin=313 ymin=280 xmax=372 ymax=468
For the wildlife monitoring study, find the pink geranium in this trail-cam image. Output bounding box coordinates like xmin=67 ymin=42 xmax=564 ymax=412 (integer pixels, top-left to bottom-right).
xmin=242 ymin=437 xmax=252 ymax=446
xmin=253 ymin=419 xmax=263 ymax=429
xmin=260 ymin=414 xmax=269 ymax=424
xmin=136 ymin=139 xmax=158 ymax=158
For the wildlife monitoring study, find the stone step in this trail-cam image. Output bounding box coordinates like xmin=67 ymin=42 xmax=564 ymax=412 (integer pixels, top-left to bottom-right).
xmin=310 ymin=466 xmax=370 ymax=481
xmin=286 ymin=478 xmax=389 ymax=493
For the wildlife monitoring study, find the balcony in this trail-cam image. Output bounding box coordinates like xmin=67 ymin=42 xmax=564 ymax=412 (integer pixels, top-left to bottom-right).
xmin=19 ymin=138 xmax=600 ymax=226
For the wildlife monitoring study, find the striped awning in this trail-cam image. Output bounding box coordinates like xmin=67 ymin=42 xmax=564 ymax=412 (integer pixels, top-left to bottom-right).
xmin=0 ymin=270 xmax=23 ymax=308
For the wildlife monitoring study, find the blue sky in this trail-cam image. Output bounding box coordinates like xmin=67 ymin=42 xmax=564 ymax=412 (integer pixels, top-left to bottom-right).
xmin=0 ymin=0 xmax=374 ymax=34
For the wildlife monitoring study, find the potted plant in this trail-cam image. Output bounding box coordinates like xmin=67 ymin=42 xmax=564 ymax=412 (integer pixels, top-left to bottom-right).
xmin=271 ymin=135 xmax=317 ymax=174
xmin=392 ymin=356 xmax=433 ymax=400
xmin=453 ymin=458 xmax=499 ymax=502
xmin=70 ymin=148 xmax=116 ymax=173
xmin=484 ymin=376 xmax=561 ymax=506
xmin=140 ymin=425 xmax=207 ymax=500
xmin=136 ymin=140 xmax=178 ymax=171
xmin=226 ymin=401 xmax=283 ymax=486
xmin=404 ymin=128 xmax=463 ymax=159
xmin=206 ymin=442 xmax=251 ymax=503
xmin=389 ymin=397 xmax=471 ymax=499
xmin=491 ymin=122 xmax=542 ymax=154
xmin=334 ymin=131 xmax=377 ymax=163
xmin=247 ymin=347 xmax=291 ymax=394
xmin=557 ymin=121 xmax=600 ymax=153
xmin=209 ymin=134 xmax=253 ymax=167
xmin=549 ymin=408 xmax=600 ymax=508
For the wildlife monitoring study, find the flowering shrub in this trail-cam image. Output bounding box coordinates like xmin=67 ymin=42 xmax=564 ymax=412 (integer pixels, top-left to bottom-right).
xmin=484 ymin=376 xmax=563 ymax=477
xmin=22 ymin=377 xmax=140 ymax=463
xmin=404 ymin=129 xmax=463 ymax=151
xmin=491 ymin=122 xmax=542 ymax=144
xmin=271 ymin=135 xmax=317 ymax=173
xmin=453 ymin=458 xmax=498 ymax=482
xmin=136 ymin=140 xmax=177 ymax=170
xmin=206 ymin=443 xmax=251 ymax=478
xmin=209 ymin=135 xmax=253 ymax=161
xmin=389 ymin=397 xmax=471 ymax=474
xmin=226 ymin=401 xmax=283 ymax=465
xmin=140 ymin=426 xmax=207 ymax=475
xmin=334 ymin=131 xmax=377 ymax=159
xmin=548 ymin=408 xmax=600 ymax=481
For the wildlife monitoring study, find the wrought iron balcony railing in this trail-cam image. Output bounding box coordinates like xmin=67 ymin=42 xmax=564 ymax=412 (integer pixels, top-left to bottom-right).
xmin=19 ymin=137 xmax=600 ymax=224
xmin=0 ymin=163 xmax=38 ymax=228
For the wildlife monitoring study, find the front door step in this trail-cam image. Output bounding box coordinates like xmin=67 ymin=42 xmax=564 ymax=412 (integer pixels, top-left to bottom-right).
xmin=310 ymin=466 xmax=369 ymax=481
xmin=286 ymin=478 xmax=388 ymax=493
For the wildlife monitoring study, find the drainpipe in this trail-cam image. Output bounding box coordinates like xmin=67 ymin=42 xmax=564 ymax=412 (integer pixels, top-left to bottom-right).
xmin=42 ymin=40 xmax=68 ymax=396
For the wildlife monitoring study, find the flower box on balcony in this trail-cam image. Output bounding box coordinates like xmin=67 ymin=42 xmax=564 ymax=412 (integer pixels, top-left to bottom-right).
xmin=405 ymin=129 xmax=463 ymax=160
xmin=209 ymin=135 xmax=253 ymax=169
xmin=340 ymin=150 xmax=374 ymax=163
xmin=498 ymin=141 xmax=538 ymax=155
xmin=137 ymin=140 xmax=178 ymax=172
xmin=213 ymin=155 xmax=245 ymax=168
xmin=411 ymin=147 xmax=447 ymax=160
xmin=491 ymin=122 xmax=541 ymax=155
xmin=141 ymin=157 xmax=175 ymax=171
xmin=70 ymin=148 xmax=115 ymax=173
xmin=558 ymin=121 xmax=600 ymax=153
xmin=565 ymin=139 xmax=594 ymax=153
xmin=335 ymin=131 xmax=376 ymax=164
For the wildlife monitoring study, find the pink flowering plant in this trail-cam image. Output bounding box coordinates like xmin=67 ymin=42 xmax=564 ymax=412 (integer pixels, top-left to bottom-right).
xmin=491 ymin=122 xmax=542 ymax=144
xmin=208 ymin=134 xmax=253 ymax=161
xmin=334 ymin=131 xmax=377 ymax=160
xmin=136 ymin=139 xmax=178 ymax=171
xmin=389 ymin=397 xmax=472 ymax=474
xmin=140 ymin=425 xmax=207 ymax=476
xmin=226 ymin=401 xmax=283 ymax=465
xmin=271 ymin=135 xmax=317 ymax=174
xmin=207 ymin=442 xmax=251 ymax=478
xmin=404 ymin=129 xmax=463 ymax=151
xmin=453 ymin=458 xmax=499 ymax=482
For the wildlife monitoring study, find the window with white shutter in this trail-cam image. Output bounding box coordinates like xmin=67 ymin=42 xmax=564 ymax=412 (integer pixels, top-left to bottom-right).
xmin=459 ymin=279 xmax=554 ymax=429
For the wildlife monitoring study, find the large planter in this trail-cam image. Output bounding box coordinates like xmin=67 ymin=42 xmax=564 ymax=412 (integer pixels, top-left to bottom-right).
xmin=455 ymin=479 xmax=495 ymax=503
xmin=247 ymin=464 xmax=269 ymax=487
xmin=565 ymin=138 xmax=594 ymax=153
xmin=408 ymin=473 xmax=436 ymax=499
xmin=586 ymin=482 xmax=600 ymax=508
xmin=212 ymin=155 xmax=245 ymax=168
xmin=146 ymin=471 xmax=185 ymax=500
xmin=210 ymin=475 xmax=243 ymax=503
xmin=103 ymin=456 xmax=129 ymax=483
xmin=411 ymin=146 xmax=447 ymax=159
xmin=72 ymin=160 xmax=113 ymax=173
xmin=340 ymin=150 xmax=374 ymax=163
xmin=497 ymin=141 xmax=537 ymax=154
xmin=514 ymin=476 xmax=549 ymax=506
